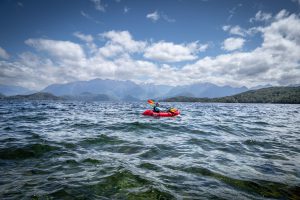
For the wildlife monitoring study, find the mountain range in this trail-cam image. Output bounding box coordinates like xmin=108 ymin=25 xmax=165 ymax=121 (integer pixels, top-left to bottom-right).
xmin=0 ymin=78 xmax=276 ymax=100
xmin=0 ymin=84 xmax=35 ymax=96
xmin=42 ymin=79 xmax=249 ymax=100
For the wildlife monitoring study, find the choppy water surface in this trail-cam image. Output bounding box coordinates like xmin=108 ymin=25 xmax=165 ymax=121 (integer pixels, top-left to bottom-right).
xmin=0 ymin=101 xmax=299 ymax=199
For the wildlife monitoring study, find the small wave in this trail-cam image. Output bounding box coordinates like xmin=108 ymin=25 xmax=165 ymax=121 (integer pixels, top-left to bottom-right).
xmin=253 ymin=121 xmax=269 ymax=125
xmin=0 ymin=143 xmax=60 ymax=160
xmin=108 ymin=145 xmax=144 ymax=155
xmin=3 ymin=126 xmax=13 ymax=131
xmin=9 ymin=115 xmax=48 ymax=122
xmin=139 ymin=144 xmax=180 ymax=159
xmin=70 ymin=122 xmax=100 ymax=129
xmin=80 ymin=134 xmax=125 ymax=146
xmin=82 ymin=158 xmax=102 ymax=164
xmin=243 ymin=139 xmax=274 ymax=149
xmin=138 ymin=162 xmax=162 ymax=171
xmin=182 ymin=166 xmax=297 ymax=199
xmin=106 ymin=121 xmax=156 ymax=132
xmin=84 ymin=169 xmax=175 ymax=199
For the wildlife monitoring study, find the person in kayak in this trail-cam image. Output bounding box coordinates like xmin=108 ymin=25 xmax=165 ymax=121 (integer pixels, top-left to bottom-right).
xmin=153 ymin=102 xmax=163 ymax=113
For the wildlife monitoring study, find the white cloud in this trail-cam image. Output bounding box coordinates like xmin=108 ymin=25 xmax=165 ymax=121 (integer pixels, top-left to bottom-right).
xmin=182 ymin=10 xmax=300 ymax=87
xmin=222 ymin=25 xmax=259 ymax=37
xmin=146 ymin=11 xmax=175 ymax=23
xmin=1 ymin=10 xmax=300 ymax=89
xmin=275 ymin=9 xmax=289 ymax=20
xmin=198 ymin=44 xmax=209 ymax=52
xmin=222 ymin=37 xmax=245 ymax=51
xmin=73 ymin=32 xmax=94 ymax=43
xmin=144 ymin=41 xmax=206 ymax=62
xmin=146 ymin=11 xmax=160 ymax=22
xmin=228 ymin=25 xmax=246 ymax=37
xmin=91 ymin=0 xmax=106 ymax=12
xmin=100 ymin=30 xmax=146 ymax=54
xmin=25 ymin=39 xmax=85 ymax=63
xmin=73 ymin=32 xmax=97 ymax=54
xmin=0 ymin=47 xmax=10 ymax=59
xmin=250 ymin=10 xmax=272 ymax=23
xmin=223 ymin=25 xmax=247 ymax=36
xmin=222 ymin=25 xmax=231 ymax=31
xmin=98 ymin=43 xmax=124 ymax=58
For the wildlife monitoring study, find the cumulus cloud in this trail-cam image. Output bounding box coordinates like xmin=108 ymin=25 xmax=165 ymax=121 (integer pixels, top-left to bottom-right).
xmin=222 ymin=37 xmax=245 ymax=51
xmin=73 ymin=32 xmax=97 ymax=54
xmin=99 ymin=30 xmax=146 ymax=57
xmin=223 ymin=25 xmax=246 ymax=37
xmin=275 ymin=9 xmax=289 ymax=20
xmin=222 ymin=25 xmax=260 ymax=37
xmin=1 ymin=10 xmax=300 ymax=89
xmin=250 ymin=11 xmax=272 ymax=23
xmin=25 ymin=38 xmax=86 ymax=64
xmin=0 ymin=47 xmax=10 ymax=59
xmin=183 ymin=10 xmax=300 ymax=87
xmin=144 ymin=41 xmax=207 ymax=62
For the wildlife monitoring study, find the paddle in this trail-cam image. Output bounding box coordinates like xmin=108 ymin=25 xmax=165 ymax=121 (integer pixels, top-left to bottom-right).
xmin=169 ymin=108 xmax=177 ymax=113
xmin=147 ymin=99 xmax=155 ymax=106
xmin=147 ymin=99 xmax=177 ymax=113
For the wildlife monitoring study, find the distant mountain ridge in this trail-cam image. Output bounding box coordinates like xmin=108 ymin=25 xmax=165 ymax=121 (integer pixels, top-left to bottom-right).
xmin=42 ymin=79 xmax=146 ymax=99
xmin=4 ymin=78 xmax=298 ymax=101
xmin=1 ymin=92 xmax=62 ymax=100
xmin=41 ymin=78 xmax=251 ymax=100
xmin=165 ymin=82 xmax=248 ymax=98
xmin=163 ymin=87 xmax=300 ymax=104
xmin=62 ymin=92 xmax=113 ymax=101
xmin=0 ymin=84 xmax=35 ymax=96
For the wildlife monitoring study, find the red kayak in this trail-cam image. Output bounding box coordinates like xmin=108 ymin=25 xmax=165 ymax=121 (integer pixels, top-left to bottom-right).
xmin=142 ymin=109 xmax=180 ymax=117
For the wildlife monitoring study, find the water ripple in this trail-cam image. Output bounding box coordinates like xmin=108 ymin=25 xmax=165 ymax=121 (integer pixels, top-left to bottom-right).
xmin=0 ymin=101 xmax=299 ymax=199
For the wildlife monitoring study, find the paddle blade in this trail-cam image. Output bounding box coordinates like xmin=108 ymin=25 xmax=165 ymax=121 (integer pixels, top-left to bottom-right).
xmin=147 ymin=99 xmax=155 ymax=105
xmin=169 ymin=108 xmax=177 ymax=113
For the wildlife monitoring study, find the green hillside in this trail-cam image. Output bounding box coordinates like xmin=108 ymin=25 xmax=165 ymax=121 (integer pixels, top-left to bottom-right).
xmin=3 ymin=92 xmax=62 ymax=100
xmin=163 ymin=87 xmax=300 ymax=104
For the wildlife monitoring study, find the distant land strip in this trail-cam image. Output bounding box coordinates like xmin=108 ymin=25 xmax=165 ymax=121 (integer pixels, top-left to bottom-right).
xmin=162 ymin=87 xmax=300 ymax=104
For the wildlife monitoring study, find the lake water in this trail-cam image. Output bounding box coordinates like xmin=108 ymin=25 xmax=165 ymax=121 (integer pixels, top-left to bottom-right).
xmin=0 ymin=101 xmax=299 ymax=199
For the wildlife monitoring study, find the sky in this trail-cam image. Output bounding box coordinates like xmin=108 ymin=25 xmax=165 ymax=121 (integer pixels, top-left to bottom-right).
xmin=0 ymin=0 xmax=300 ymax=90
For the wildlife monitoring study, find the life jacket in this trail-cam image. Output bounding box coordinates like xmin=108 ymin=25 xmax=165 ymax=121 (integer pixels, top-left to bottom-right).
xmin=153 ymin=106 xmax=161 ymax=112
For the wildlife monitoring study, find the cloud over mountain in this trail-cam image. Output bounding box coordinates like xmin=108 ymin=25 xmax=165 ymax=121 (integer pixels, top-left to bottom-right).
xmin=1 ymin=9 xmax=300 ymax=90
